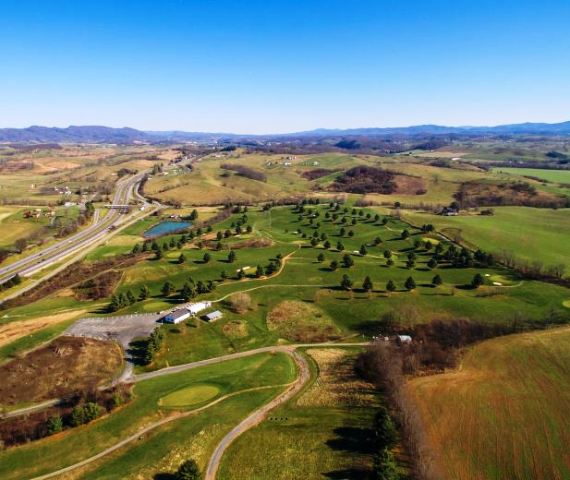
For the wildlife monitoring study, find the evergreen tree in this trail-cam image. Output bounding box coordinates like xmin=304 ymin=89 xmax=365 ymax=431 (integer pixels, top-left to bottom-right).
xmin=386 ymin=280 xmax=396 ymax=292
xmin=228 ymin=250 xmax=236 ymax=263
xmin=255 ymin=265 xmax=264 ymax=277
xmin=342 ymin=254 xmax=354 ymax=268
xmin=432 ymin=274 xmax=442 ymax=286
xmin=178 ymin=253 xmax=186 ymax=264
xmin=360 ymin=244 xmax=368 ymax=256
xmin=362 ymin=276 xmax=373 ymax=292
xmin=162 ymin=281 xmax=174 ymax=297
xmin=330 ymin=260 xmax=339 ymax=271
xmin=175 ymin=459 xmax=201 ymax=480
xmin=340 ymin=274 xmax=353 ymax=290
xmin=46 ymin=415 xmax=63 ymax=435
xmin=317 ymin=252 xmax=325 ymax=262
xmin=203 ymin=252 xmax=211 ymax=263
xmin=471 ymin=273 xmax=484 ymax=289
xmin=404 ymin=276 xmax=416 ymax=290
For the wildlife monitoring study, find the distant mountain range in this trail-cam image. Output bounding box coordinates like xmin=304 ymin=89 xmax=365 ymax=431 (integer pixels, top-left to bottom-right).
xmin=1 ymin=121 xmax=570 ymax=144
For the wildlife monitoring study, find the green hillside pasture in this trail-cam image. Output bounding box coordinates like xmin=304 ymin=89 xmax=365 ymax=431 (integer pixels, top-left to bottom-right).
xmin=220 ymin=347 xmax=385 ymax=480
xmin=0 ymin=352 xmax=295 ymax=480
xmin=493 ymin=167 xmax=570 ymax=184
xmin=408 ymin=326 xmax=570 ymax=480
xmin=403 ymin=207 xmax=570 ymax=271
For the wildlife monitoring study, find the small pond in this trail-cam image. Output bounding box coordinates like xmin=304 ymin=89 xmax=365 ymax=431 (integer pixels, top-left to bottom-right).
xmin=143 ymin=221 xmax=191 ymax=238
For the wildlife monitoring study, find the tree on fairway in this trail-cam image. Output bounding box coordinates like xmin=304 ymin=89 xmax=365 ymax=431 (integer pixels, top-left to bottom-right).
xmin=471 ymin=273 xmax=484 ymax=289
xmin=336 ymin=241 xmax=345 ymax=251
xmin=180 ymin=282 xmax=195 ymax=301
xmin=330 ymin=260 xmax=339 ymax=271
xmin=373 ymin=236 xmax=382 ymax=245
xmin=359 ymin=244 xmax=368 ymax=256
xmin=386 ymin=280 xmax=396 ymax=292
xmin=178 ymin=253 xmax=186 ymax=264
xmin=340 ymin=274 xmax=353 ymax=290
xmin=432 ymin=274 xmax=442 ymax=286
xmin=383 ymin=250 xmax=392 ymax=259
xmin=427 ymin=258 xmax=438 ymax=269
xmin=317 ymin=252 xmax=325 ymax=262
xmin=203 ymin=252 xmax=211 ymax=263
xmin=228 ymin=250 xmax=236 ymax=263
xmin=176 ymin=459 xmax=201 ymax=480
xmin=155 ymin=249 xmax=163 ymax=260
xmin=162 ymin=281 xmax=174 ymax=297
xmin=220 ymin=270 xmax=228 ymax=281
xmin=348 ymin=230 xmax=354 ymax=237
xmin=139 ymin=284 xmax=150 ymax=301
xmin=404 ymin=276 xmax=416 ymax=290
xmin=362 ymin=276 xmax=373 ymax=292
xmin=323 ymin=240 xmax=331 ymax=249
xmin=406 ymin=259 xmax=415 ymax=269
xmin=342 ymin=254 xmax=354 ymax=268
xmin=255 ymin=265 xmax=264 ymax=277
xmin=401 ymin=229 xmax=410 ymax=240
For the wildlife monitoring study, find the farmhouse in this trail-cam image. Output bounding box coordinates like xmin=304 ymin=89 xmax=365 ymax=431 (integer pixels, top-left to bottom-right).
xmin=187 ymin=301 xmax=212 ymax=316
xmin=205 ymin=310 xmax=223 ymax=322
xmin=397 ymin=335 xmax=412 ymax=344
xmin=162 ymin=309 xmax=191 ymax=324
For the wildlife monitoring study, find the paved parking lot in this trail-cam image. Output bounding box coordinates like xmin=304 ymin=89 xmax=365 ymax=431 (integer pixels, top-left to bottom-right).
xmin=65 ymin=313 xmax=162 ymax=348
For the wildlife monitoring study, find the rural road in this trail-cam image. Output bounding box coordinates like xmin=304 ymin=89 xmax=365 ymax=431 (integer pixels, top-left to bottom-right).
xmin=26 ymin=342 xmax=366 ymax=480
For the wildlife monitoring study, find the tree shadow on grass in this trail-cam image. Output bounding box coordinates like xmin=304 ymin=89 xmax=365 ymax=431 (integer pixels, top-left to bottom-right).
xmin=326 ymin=426 xmax=376 ymax=455
xmin=324 ymin=468 xmax=372 ymax=479
xmin=153 ymin=474 xmax=176 ymax=480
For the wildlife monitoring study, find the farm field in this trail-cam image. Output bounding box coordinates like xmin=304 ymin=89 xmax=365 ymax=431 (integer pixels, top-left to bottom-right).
xmin=403 ymin=207 xmax=570 ymax=271
xmin=219 ymin=347 xmax=386 ymax=480
xmin=407 ymin=326 xmax=570 ymax=480
xmin=493 ymin=167 xmax=570 ymax=184
xmin=0 ymin=352 xmax=295 ymax=480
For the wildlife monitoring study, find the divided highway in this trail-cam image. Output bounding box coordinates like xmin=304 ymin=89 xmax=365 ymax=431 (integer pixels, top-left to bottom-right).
xmin=0 ymin=171 xmax=151 ymax=289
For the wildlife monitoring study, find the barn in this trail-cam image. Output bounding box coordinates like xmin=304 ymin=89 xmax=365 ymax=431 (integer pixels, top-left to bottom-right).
xmin=205 ymin=310 xmax=223 ymax=322
xmin=188 ymin=301 xmax=212 ymax=316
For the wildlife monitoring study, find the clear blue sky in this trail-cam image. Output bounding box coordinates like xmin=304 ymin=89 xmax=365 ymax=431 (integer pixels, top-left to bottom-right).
xmin=1 ymin=0 xmax=569 ymax=133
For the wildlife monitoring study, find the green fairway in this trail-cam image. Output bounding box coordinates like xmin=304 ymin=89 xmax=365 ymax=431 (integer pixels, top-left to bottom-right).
xmin=158 ymin=384 xmax=221 ymax=408
xmin=0 ymin=352 xmax=296 ymax=480
xmin=403 ymin=206 xmax=570 ymax=271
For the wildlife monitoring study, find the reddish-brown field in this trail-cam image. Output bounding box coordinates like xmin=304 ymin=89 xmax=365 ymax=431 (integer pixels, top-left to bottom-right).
xmin=407 ymin=327 xmax=570 ymax=480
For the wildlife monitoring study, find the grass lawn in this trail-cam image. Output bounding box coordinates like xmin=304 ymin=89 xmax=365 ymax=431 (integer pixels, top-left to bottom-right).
xmin=408 ymin=326 xmax=570 ymax=480
xmin=0 ymin=352 xmax=296 ymax=480
xmin=219 ymin=347 xmax=393 ymax=480
xmin=403 ymin=206 xmax=570 ymax=271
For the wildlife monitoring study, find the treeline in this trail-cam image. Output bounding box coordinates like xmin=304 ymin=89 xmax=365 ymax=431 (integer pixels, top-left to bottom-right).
xmin=221 ymin=163 xmax=267 ymax=182
xmin=0 ymin=385 xmax=131 ymax=447
xmin=300 ymin=168 xmax=340 ymax=180
xmin=496 ymin=249 xmax=567 ymax=282
xmin=130 ymin=327 xmax=164 ymax=365
xmin=355 ymin=311 xmax=570 ymax=479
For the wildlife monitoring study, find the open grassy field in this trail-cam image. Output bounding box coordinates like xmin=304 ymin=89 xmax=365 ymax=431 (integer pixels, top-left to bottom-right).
xmin=144 ymin=151 xmax=489 ymax=207
xmin=493 ymin=167 xmax=570 ymax=184
xmin=403 ymin=207 xmax=570 ymax=271
xmin=219 ymin=347 xmax=386 ymax=480
xmin=0 ymin=351 xmax=295 ymax=480
xmin=407 ymin=326 xmax=570 ymax=480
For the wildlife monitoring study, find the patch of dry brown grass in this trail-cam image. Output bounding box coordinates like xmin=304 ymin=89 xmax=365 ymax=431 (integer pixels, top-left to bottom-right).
xmin=299 ymin=348 xmax=376 ymax=408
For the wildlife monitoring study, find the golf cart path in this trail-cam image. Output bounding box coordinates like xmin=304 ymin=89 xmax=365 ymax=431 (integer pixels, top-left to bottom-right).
xmin=27 ymin=342 xmax=366 ymax=480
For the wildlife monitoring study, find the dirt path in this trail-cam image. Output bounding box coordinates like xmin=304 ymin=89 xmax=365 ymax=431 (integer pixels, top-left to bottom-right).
xmin=204 ymin=349 xmax=310 ymax=480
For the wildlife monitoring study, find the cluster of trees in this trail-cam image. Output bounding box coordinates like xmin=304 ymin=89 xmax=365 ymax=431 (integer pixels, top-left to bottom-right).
xmin=141 ymin=327 xmax=164 ymax=365
xmin=496 ymin=249 xmax=566 ymax=282
xmin=300 ymin=168 xmax=340 ymax=180
xmin=331 ymin=166 xmax=397 ymax=194
xmin=0 ymin=273 xmax=21 ymax=292
xmin=221 ymin=163 xmax=267 ymax=182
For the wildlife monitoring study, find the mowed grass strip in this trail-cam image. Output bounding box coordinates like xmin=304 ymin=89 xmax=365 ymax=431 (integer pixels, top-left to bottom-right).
xmin=407 ymin=326 xmax=570 ymax=480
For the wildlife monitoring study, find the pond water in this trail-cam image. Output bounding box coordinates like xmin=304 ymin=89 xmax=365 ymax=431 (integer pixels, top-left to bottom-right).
xmin=143 ymin=221 xmax=191 ymax=238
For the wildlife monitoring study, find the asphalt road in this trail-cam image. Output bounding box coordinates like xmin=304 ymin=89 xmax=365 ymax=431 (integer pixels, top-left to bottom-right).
xmin=0 ymin=172 xmax=150 ymax=282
